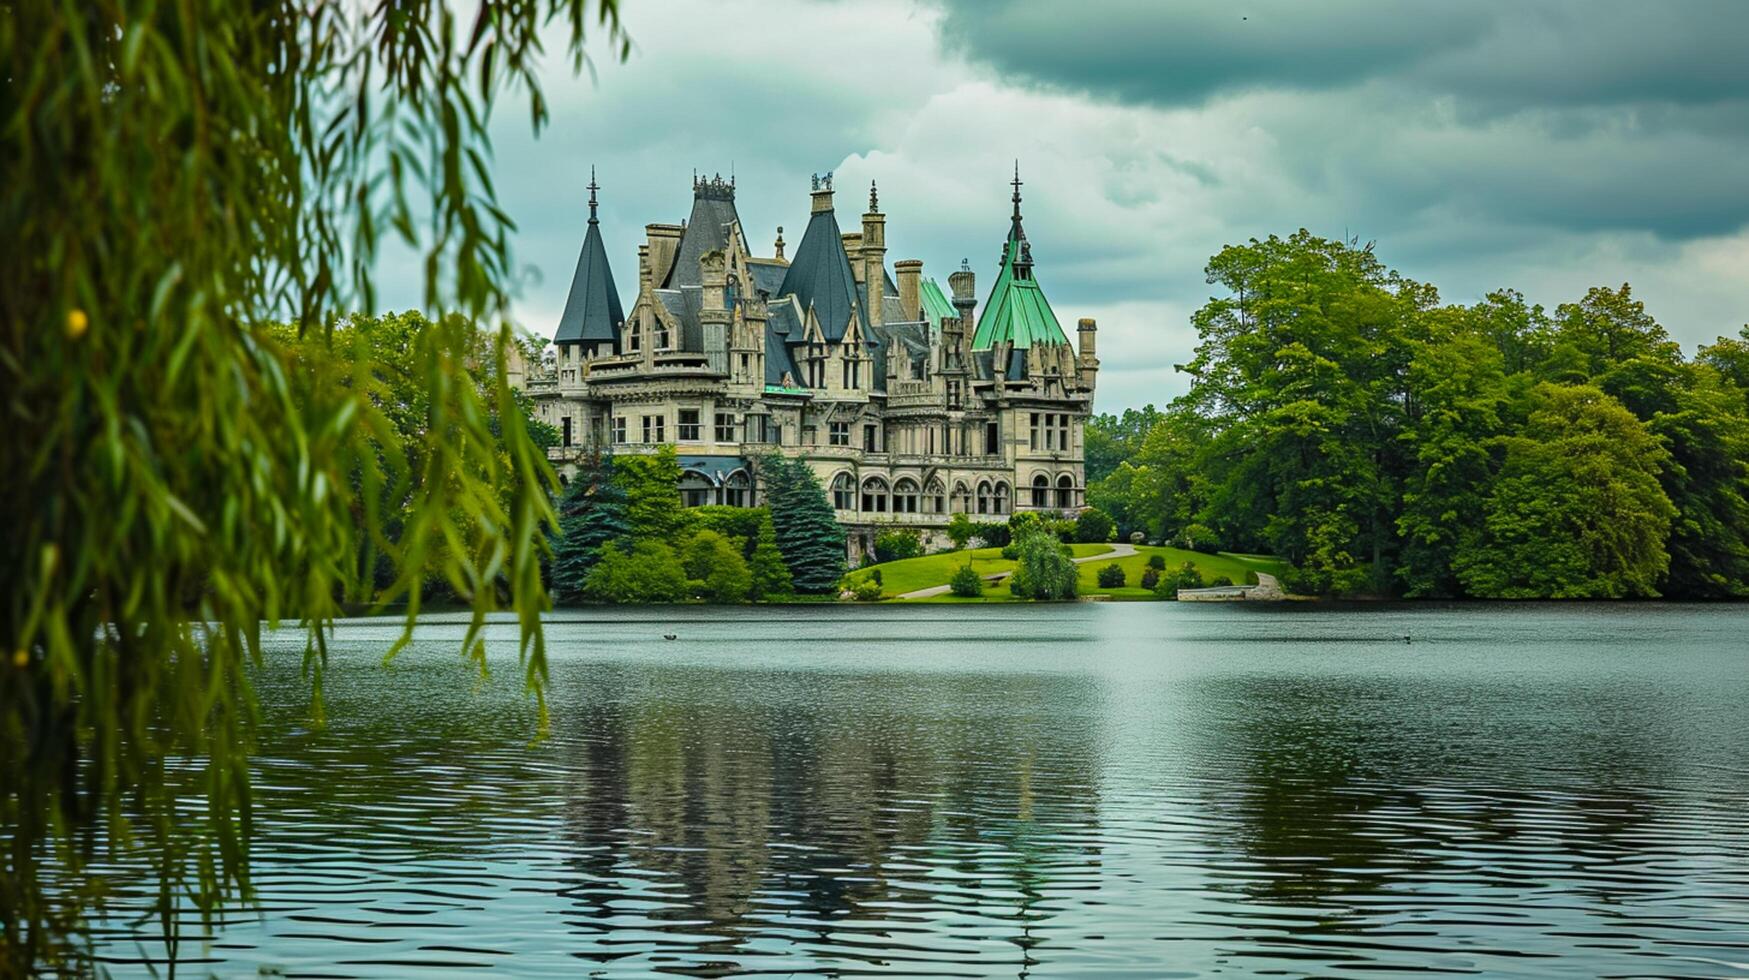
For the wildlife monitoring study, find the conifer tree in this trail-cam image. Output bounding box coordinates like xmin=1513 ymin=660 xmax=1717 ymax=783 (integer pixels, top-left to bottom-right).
xmin=748 ymin=514 xmax=794 ymax=600
xmin=550 ymin=454 xmax=631 ymax=603
xmin=760 ymin=454 xmax=846 ymax=593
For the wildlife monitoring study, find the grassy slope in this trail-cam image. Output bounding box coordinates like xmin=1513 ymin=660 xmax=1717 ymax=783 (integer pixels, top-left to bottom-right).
xmin=850 ymin=544 xmax=1289 ymax=600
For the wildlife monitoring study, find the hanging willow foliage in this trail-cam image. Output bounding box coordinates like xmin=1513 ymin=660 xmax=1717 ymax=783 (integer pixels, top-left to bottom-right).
xmin=0 ymin=1 xmax=625 ymax=970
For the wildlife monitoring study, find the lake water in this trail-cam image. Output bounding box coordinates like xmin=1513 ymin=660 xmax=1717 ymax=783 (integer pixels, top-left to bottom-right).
xmin=89 ymin=604 xmax=1749 ymax=978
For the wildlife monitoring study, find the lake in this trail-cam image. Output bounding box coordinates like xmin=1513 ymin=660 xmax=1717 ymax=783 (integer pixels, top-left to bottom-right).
xmin=89 ymin=604 xmax=1749 ymax=977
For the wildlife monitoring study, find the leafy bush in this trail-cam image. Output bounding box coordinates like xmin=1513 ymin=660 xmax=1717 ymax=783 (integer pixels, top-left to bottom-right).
xmin=681 ymin=530 xmax=752 ymax=603
xmin=874 ymin=528 xmax=924 ymax=563
xmin=1096 ymin=563 xmax=1126 ymax=588
xmin=1209 ymin=575 xmax=1234 ymax=588
xmin=1007 ymin=512 xmax=1043 ymax=538
xmin=950 ymin=564 xmax=985 ymax=597
xmin=1178 ymin=523 xmax=1221 ymax=553
xmin=946 ymin=513 xmax=977 ymax=550
xmin=1146 ymin=553 xmax=1166 ymax=571
xmin=871 ymin=568 xmax=884 ymax=586
xmin=1000 ymin=544 xmax=1019 ymax=561
xmin=1007 ymin=530 xmax=1080 ymax=600
xmin=585 ymin=540 xmax=690 ymax=604
xmin=1154 ymin=561 xmax=1204 ymax=600
xmin=974 ymin=520 xmax=1012 ymax=548
xmin=851 ymin=578 xmax=884 ymax=601
xmin=1140 ymin=567 xmax=1161 ymax=590
xmin=692 ymin=505 xmax=768 ymax=554
xmin=1050 ymin=518 xmax=1080 ymax=542
xmin=1075 ymin=507 xmax=1116 ymax=543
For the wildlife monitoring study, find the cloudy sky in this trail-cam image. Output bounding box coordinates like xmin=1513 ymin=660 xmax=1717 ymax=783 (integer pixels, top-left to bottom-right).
xmin=410 ymin=0 xmax=1749 ymax=412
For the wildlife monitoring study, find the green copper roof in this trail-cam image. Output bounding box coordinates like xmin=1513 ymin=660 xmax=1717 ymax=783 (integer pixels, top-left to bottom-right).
xmin=972 ymin=226 xmax=1069 ymax=349
xmin=918 ymin=277 xmax=955 ymax=326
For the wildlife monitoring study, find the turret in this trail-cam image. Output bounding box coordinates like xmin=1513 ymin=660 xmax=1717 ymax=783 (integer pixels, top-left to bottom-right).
xmin=810 ymin=171 xmax=834 ymax=214
xmin=862 ymin=181 xmax=886 ymax=327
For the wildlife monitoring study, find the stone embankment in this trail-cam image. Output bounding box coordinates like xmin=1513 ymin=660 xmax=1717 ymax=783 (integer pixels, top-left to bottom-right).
xmin=1178 ymin=572 xmax=1287 ymax=602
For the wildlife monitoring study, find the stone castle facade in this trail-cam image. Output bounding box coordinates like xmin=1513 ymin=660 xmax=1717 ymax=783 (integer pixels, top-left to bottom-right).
xmin=526 ymin=167 xmax=1099 ymax=560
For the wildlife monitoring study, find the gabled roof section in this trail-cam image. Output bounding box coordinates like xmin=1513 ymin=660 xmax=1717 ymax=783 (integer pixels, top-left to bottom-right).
xmin=554 ymin=170 xmax=624 ymax=345
xmin=973 ymin=165 xmax=1070 ymax=350
xmin=919 ymin=277 xmax=955 ymax=326
xmin=777 ymin=205 xmax=863 ymax=342
xmin=664 ymin=174 xmax=742 ymax=288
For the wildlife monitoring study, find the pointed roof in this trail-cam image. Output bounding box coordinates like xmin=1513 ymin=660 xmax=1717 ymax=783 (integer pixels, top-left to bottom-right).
xmin=919 ymin=277 xmax=955 ymax=326
xmin=973 ymin=164 xmax=1070 ymax=349
xmin=776 ymin=189 xmax=864 ymax=342
xmin=554 ymin=169 xmax=624 ymax=345
xmin=664 ymin=173 xmax=742 ymax=288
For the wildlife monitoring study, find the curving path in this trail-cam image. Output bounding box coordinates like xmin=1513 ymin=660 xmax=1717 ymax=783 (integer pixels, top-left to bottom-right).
xmin=898 ymin=542 xmax=1139 ymax=599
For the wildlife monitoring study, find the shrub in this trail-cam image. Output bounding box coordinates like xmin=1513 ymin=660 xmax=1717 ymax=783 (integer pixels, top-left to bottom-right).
xmin=1153 ymin=561 xmax=1203 ymax=600
xmin=1178 ymin=523 xmax=1221 ymax=553
xmin=1146 ymin=554 xmax=1166 ymax=571
xmin=871 ymin=568 xmax=883 ymax=586
xmin=1000 ymin=544 xmax=1019 ymax=561
xmin=1209 ymin=575 xmax=1234 ymax=588
xmin=949 ymin=564 xmax=985 ymax=597
xmin=1096 ymin=563 xmax=1126 ymax=588
xmin=1075 ymin=508 xmax=1115 ymax=543
xmin=1140 ymin=567 xmax=1161 ymax=590
xmin=1175 ymin=562 xmax=1205 ymax=590
xmin=852 ymin=578 xmax=884 ymax=601
xmin=946 ymin=513 xmax=977 ymax=550
xmin=1007 ymin=529 xmax=1080 ymax=600
xmin=1050 ymin=519 xmax=1079 ymax=542
xmin=1007 ymin=512 xmax=1043 ymax=538
xmin=681 ymin=530 xmax=752 ymax=603
xmin=585 ymin=539 xmax=689 ymax=604
xmin=874 ymin=528 xmax=924 ymax=563
xmin=691 ymin=505 xmax=768 ymax=555
xmin=974 ymin=521 xmax=1011 ymax=548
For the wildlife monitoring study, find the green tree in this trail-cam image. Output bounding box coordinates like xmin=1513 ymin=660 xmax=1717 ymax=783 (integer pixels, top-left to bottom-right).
xmin=747 ymin=516 xmax=794 ymax=600
xmin=680 ymin=530 xmax=751 ymax=603
xmin=874 ymin=529 xmax=924 ymax=563
xmin=949 ymin=563 xmax=985 ymax=597
xmin=1083 ymin=404 xmax=1164 ymax=483
xmin=1007 ymin=529 xmax=1079 ymax=600
xmin=1553 ymin=284 xmax=1682 ymax=378
xmin=550 ymin=455 xmax=630 ymax=603
xmin=945 ymin=513 xmax=977 ymax=550
xmin=614 ymin=446 xmax=690 ymax=541
xmin=759 ymin=455 xmax=845 ymax=593
xmin=1074 ymin=507 xmax=1116 ymax=543
xmin=585 ymin=539 xmax=689 ymax=604
xmin=1698 ymin=327 xmax=1749 ymax=392
xmin=1454 ymin=384 xmax=1676 ymax=598
xmin=2 ymin=2 xmax=624 ymax=967
xmin=1644 ymin=369 xmax=1749 ymax=598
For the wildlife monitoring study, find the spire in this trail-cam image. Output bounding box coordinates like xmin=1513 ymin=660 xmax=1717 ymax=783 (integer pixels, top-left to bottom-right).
xmin=1010 ymin=160 xmax=1023 ymax=230
xmin=554 ymin=172 xmax=624 ymax=346
xmin=973 ymin=167 xmax=1066 ymax=351
xmin=774 ymin=225 xmax=785 ymax=260
xmin=868 ymin=179 xmax=879 ymax=213
xmin=587 ymin=166 xmax=600 ymax=223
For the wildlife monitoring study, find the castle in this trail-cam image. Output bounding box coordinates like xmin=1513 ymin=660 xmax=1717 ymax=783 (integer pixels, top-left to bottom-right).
xmin=526 ymin=166 xmax=1098 ymax=560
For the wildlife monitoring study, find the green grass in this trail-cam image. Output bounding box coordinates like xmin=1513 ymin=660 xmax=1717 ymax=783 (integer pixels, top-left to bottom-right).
xmin=847 ymin=543 xmax=1289 ymax=600
xmin=847 ymin=544 xmax=1113 ymax=596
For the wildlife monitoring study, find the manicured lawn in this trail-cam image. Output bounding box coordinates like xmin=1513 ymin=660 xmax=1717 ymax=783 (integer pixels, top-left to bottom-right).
xmin=848 ymin=543 xmax=1289 ymax=600
xmin=1077 ymin=546 xmax=1289 ymax=596
xmin=847 ymin=543 xmax=1113 ymax=596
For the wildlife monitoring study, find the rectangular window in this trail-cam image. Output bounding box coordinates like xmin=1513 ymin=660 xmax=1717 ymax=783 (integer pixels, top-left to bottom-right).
xmin=1029 ymin=412 xmax=1040 ymax=451
xmin=715 ymin=412 xmax=737 ymax=443
xmin=612 ymin=416 xmax=627 ymax=444
xmin=985 ymin=421 xmax=999 ymax=456
xmin=748 ymin=415 xmax=769 ymax=444
xmin=947 ymin=380 xmax=961 ymax=408
xmin=641 ymin=414 xmax=666 ymax=444
xmin=561 ymin=416 xmax=573 ymax=447
xmin=678 ymin=409 xmax=701 ymax=441
xmin=863 ymin=424 xmax=877 ymax=453
xmin=829 ymin=422 xmax=850 ymax=446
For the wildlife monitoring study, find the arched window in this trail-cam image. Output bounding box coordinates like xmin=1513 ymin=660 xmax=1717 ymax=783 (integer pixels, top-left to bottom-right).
xmin=679 ymin=470 xmax=714 ymax=508
xmin=894 ymin=478 xmax=920 ymax=514
xmin=924 ymin=478 xmax=946 ymax=514
xmin=861 ymin=476 xmax=889 ymax=513
xmin=724 ymin=470 xmax=752 ymax=507
xmin=951 ymin=481 xmax=970 ymax=514
xmin=831 ymin=472 xmax=855 ymax=511
xmin=993 ymin=481 xmax=1010 ymax=515
xmin=1031 ymin=473 xmax=1050 ymax=508
xmin=1056 ymin=473 xmax=1075 ymax=509
xmin=976 ymin=480 xmax=992 ymax=515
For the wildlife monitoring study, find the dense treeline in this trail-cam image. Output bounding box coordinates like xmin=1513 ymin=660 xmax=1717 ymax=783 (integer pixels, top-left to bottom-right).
xmin=550 ymin=448 xmax=842 ymax=602
xmin=1089 ymin=231 xmax=1749 ymax=599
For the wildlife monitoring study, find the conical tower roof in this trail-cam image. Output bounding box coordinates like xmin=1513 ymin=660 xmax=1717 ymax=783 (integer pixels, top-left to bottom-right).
xmin=972 ymin=164 xmax=1069 ymax=350
xmin=554 ymin=169 xmax=624 ymax=345
xmin=776 ymin=175 xmax=864 ymax=342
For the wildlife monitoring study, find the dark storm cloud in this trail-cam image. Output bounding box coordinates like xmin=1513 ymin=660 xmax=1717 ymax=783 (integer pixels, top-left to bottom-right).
xmin=932 ymin=0 xmax=1749 ymax=110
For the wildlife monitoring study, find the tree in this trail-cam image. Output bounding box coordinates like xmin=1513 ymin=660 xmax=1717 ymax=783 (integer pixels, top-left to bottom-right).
xmin=945 ymin=513 xmax=977 ymax=550
xmin=1075 ymin=507 xmax=1116 ymax=543
xmin=874 ymin=529 xmax=924 ymax=563
xmin=1553 ymin=284 xmax=1682 ymax=378
xmin=747 ymin=516 xmax=794 ymax=601
xmin=1644 ymin=369 xmax=1749 ymax=598
xmin=1007 ymin=529 xmax=1080 ymax=600
xmin=1096 ymin=563 xmax=1126 ymax=588
xmin=1084 ymin=404 xmax=1164 ymax=483
xmin=614 ymin=446 xmax=690 ymax=541
xmin=2 ymin=2 xmax=625 ymax=967
xmin=759 ymin=455 xmax=845 ymax=593
xmin=585 ymin=540 xmax=689 ymax=604
xmin=550 ymin=455 xmax=631 ymax=603
xmin=1455 ymin=384 xmax=1676 ymax=598
xmin=681 ymin=530 xmax=752 ymax=603
xmin=950 ymin=564 xmax=985 ymax=597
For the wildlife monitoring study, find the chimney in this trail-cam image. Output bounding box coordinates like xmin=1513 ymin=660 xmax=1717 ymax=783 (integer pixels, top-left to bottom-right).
xmin=810 ymin=171 xmax=834 ymax=214
xmin=841 ymin=232 xmax=864 ymax=283
xmin=1078 ymin=317 xmax=1099 ymax=388
xmin=862 ymin=182 xmax=886 ymax=327
xmin=646 ymin=222 xmax=683 ymax=287
xmin=895 ymin=259 xmax=923 ymax=322
xmin=638 ymin=243 xmax=652 ymax=292
xmin=949 ymin=260 xmax=976 ymax=325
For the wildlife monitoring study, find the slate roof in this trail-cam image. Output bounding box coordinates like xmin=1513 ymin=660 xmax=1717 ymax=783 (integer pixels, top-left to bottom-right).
xmin=553 ymin=196 xmax=624 ymax=345
xmin=664 ymin=180 xmax=742 ymax=289
xmin=654 ymin=287 xmax=705 ymax=352
xmin=746 ymin=259 xmax=788 ymax=298
xmin=777 ymin=208 xmax=864 ymax=342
